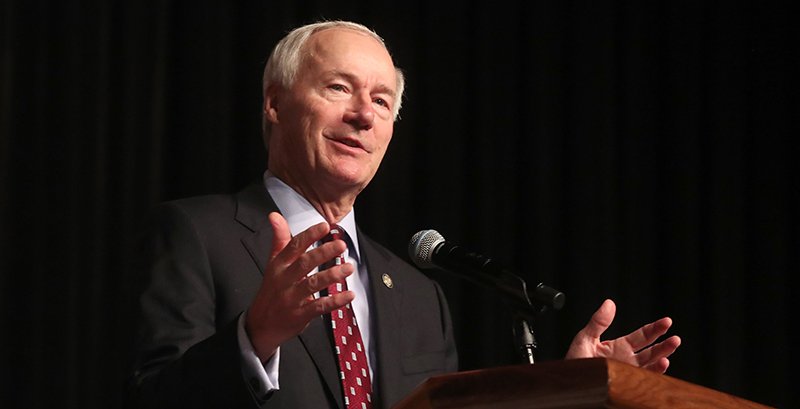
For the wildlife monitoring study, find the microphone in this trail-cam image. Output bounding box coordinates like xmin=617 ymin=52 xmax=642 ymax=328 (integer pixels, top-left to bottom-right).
xmin=409 ymin=229 xmax=565 ymax=314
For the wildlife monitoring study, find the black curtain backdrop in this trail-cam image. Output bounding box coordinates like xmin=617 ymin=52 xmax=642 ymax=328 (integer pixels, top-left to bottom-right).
xmin=1 ymin=1 xmax=796 ymax=408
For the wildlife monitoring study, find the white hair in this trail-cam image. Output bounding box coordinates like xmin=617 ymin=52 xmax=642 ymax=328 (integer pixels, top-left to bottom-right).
xmin=261 ymin=21 xmax=405 ymax=142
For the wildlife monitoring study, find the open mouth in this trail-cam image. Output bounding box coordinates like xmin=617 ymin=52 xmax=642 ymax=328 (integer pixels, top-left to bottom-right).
xmin=328 ymin=134 xmax=368 ymax=152
xmin=339 ymin=139 xmax=361 ymax=148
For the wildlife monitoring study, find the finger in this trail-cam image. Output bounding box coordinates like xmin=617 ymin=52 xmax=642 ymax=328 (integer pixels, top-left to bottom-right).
xmin=300 ymin=291 xmax=356 ymax=320
xmin=297 ymin=263 xmax=355 ymax=298
xmin=267 ymin=212 xmax=292 ymax=261
xmin=635 ymin=335 xmax=682 ymax=367
xmin=625 ymin=317 xmax=673 ymax=351
xmin=642 ymin=357 xmax=670 ymax=374
xmin=278 ymin=240 xmax=348 ymax=292
xmin=581 ymin=299 xmax=616 ymax=340
xmin=293 ymin=240 xmax=348 ymax=277
xmin=271 ymin=220 xmax=331 ymax=271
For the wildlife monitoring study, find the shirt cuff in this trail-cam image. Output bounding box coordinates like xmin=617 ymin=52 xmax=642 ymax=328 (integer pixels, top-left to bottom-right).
xmin=237 ymin=311 xmax=280 ymax=399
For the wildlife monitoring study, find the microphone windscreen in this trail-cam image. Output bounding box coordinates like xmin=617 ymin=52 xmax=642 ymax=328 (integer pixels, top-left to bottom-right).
xmin=408 ymin=229 xmax=445 ymax=268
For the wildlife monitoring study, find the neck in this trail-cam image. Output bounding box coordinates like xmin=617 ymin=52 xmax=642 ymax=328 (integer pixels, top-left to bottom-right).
xmin=269 ymin=168 xmax=359 ymax=224
xmin=303 ymin=189 xmax=356 ymax=225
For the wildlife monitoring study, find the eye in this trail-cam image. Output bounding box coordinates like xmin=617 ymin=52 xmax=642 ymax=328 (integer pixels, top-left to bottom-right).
xmin=373 ymin=97 xmax=389 ymax=108
xmin=329 ymin=84 xmax=347 ymax=92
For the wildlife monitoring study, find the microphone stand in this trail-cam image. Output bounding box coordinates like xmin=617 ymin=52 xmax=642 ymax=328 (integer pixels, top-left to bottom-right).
xmin=506 ymin=280 xmax=565 ymax=365
xmin=434 ymin=263 xmax=564 ymax=364
xmin=411 ymin=236 xmax=565 ymax=365
xmin=513 ymin=314 xmax=538 ymax=364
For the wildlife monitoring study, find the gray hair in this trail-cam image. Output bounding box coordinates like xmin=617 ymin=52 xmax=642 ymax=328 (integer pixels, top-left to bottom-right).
xmin=261 ymin=21 xmax=405 ymax=142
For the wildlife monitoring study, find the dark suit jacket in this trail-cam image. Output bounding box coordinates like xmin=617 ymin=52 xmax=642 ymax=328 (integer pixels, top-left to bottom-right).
xmin=128 ymin=183 xmax=458 ymax=409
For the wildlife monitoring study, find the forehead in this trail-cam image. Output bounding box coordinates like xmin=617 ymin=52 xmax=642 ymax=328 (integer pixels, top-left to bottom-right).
xmin=301 ymin=28 xmax=396 ymax=88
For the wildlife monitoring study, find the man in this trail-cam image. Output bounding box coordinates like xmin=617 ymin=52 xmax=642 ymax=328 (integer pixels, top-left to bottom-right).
xmin=129 ymin=20 xmax=680 ymax=409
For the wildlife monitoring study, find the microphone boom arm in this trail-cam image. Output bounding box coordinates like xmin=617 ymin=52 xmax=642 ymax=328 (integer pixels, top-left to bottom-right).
xmin=409 ymin=229 xmax=566 ymax=364
xmin=432 ymin=241 xmax=565 ymax=319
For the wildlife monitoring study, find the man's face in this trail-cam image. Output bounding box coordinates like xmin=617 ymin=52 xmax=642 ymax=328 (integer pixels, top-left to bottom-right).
xmin=266 ymin=28 xmax=398 ymax=198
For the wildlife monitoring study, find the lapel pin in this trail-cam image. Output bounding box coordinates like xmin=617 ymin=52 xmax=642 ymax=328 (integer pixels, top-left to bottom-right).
xmin=381 ymin=273 xmax=394 ymax=289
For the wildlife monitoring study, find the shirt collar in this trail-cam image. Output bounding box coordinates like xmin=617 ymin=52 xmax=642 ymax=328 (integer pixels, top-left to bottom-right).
xmin=263 ymin=171 xmax=360 ymax=261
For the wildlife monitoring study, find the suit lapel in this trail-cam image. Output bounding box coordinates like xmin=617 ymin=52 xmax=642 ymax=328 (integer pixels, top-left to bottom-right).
xmin=358 ymin=232 xmax=404 ymax=409
xmin=235 ymin=182 xmax=344 ymax=408
xmin=236 ymin=183 xmax=275 ymax=275
xmin=298 ymin=317 xmax=345 ymax=409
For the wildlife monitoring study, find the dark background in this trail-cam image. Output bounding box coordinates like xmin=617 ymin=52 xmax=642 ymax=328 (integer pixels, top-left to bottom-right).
xmin=1 ymin=1 xmax=796 ymax=408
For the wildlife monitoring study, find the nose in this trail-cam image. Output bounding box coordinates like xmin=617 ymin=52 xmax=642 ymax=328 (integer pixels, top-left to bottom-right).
xmin=343 ymin=92 xmax=375 ymax=130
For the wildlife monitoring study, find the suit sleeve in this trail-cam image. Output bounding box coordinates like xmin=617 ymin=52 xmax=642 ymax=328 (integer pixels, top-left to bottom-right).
xmin=127 ymin=202 xmax=261 ymax=409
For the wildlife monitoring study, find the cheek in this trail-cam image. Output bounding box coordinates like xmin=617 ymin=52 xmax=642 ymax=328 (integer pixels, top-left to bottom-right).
xmin=287 ymin=105 xmax=325 ymax=150
xmin=375 ymin=126 xmax=394 ymax=153
xmin=286 ymin=92 xmax=332 ymax=127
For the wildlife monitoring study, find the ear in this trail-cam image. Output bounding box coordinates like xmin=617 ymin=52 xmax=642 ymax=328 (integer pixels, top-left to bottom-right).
xmin=263 ymin=86 xmax=280 ymax=125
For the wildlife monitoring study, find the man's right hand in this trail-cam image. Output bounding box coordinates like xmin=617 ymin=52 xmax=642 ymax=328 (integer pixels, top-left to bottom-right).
xmin=245 ymin=212 xmax=355 ymax=362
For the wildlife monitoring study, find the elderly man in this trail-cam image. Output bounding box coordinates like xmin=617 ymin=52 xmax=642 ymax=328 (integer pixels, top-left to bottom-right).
xmin=129 ymin=21 xmax=680 ymax=409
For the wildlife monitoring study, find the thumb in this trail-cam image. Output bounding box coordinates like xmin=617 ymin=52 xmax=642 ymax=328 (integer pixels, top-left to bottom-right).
xmin=267 ymin=212 xmax=292 ymax=261
xmin=582 ymin=299 xmax=616 ymax=340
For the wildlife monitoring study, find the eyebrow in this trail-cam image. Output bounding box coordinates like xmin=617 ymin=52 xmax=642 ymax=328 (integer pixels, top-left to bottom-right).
xmin=326 ymin=70 xmax=397 ymax=99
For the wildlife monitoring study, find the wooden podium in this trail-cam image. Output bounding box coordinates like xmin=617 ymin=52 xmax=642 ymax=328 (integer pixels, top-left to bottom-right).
xmin=392 ymin=358 xmax=773 ymax=409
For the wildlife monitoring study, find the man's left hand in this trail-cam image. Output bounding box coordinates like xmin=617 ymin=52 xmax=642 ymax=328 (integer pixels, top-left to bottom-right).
xmin=565 ymin=299 xmax=681 ymax=373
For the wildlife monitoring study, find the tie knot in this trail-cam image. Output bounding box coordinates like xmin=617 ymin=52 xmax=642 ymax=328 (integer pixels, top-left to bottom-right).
xmin=321 ymin=224 xmax=345 ymax=245
xmin=320 ymin=224 xmax=348 ymax=271
xmin=329 ymin=224 xmax=344 ymax=242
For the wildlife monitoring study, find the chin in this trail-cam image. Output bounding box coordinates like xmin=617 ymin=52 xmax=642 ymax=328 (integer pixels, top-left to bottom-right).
xmin=327 ymin=168 xmax=371 ymax=190
xmin=327 ymin=160 xmax=371 ymax=181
